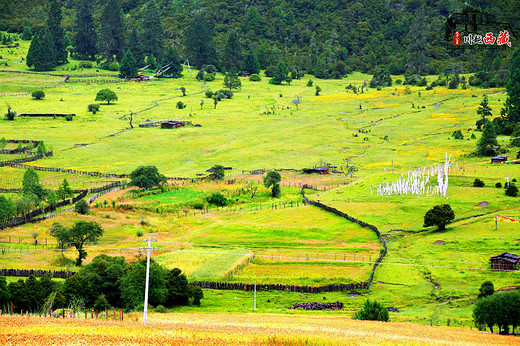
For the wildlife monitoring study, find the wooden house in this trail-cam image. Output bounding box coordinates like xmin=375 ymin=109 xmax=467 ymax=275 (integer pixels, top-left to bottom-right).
xmin=303 ymin=166 xmax=330 ymax=175
xmin=490 ymin=253 xmax=520 ymax=271
xmin=491 ymin=155 xmax=508 ymax=163
xmin=161 ymin=121 xmax=185 ymax=129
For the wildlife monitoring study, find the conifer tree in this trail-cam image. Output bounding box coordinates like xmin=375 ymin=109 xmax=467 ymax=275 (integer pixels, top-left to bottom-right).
xmin=185 ymin=14 xmax=218 ymax=69
xmin=74 ymin=0 xmax=97 ymax=60
xmin=26 ymin=28 xmax=56 ymax=71
xmin=501 ymin=48 xmax=520 ymax=133
xmin=142 ymin=0 xmax=165 ymax=62
xmin=270 ymin=60 xmax=291 ymax=85
xmin=222 ymin=29 xmax=242 ymax=72
xmin=406 ymin=5 xmax=429 ymax=74
xmin=128 ymin=28 xmax=144 ymax=67
xmin=242 ymin=48 xmax=260 ymax=75
xmin=99 ymin=0 xmax=125 ymax=63
xmin=46 ymin=0 xmax=68 ymax=65
xmin=223 ymin=70 xmax=241 ymax=90
xmin=161 ymin=45 xmax=183 ymax=78
xmin=119 ymin=50 xmax=137 ymax=79
xmin=476 ymin=119 xmax=499 ymax=156
xmin=147 ymin=54 xmax=158 ymax=71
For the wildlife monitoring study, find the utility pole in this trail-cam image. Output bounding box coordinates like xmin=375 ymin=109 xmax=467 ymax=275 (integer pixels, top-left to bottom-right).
xmin=140 ymin=238 xmax=157 ymax=324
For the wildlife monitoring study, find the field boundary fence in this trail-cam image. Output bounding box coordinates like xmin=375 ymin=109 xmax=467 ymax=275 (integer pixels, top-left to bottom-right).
xmin=192 ymin=281 xmax=366 ymax=293
xmin=0 ymin=151 xmax=53 ymax=167
xmin=301 ymin=185 xmax=387 ymax=288
xmin=0 ymin=268 xmax=75 ymax=279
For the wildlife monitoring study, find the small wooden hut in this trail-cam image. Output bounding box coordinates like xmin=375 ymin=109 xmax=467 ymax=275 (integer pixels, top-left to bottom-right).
xmin=491 ymin=155 xmax=508 ymax=163
xmin=303 ymin=166 xmax=330 ymax=175
xmin=490 ymin=253 xmax=520 ymax=271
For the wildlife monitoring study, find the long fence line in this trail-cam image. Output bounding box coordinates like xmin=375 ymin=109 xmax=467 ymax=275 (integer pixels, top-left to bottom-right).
xmin=0 ymin=139 xmax=39 ymax=154
xmin=0 ymin=268 xmax=75 ymax=279
xmin=301 ymin=185 xmax=387 ymax=288
xmin=0 ymin=152 xmax=53 ymax=167
xmin=0 ymin=70 xmax=116 ymax=78
xmin=192 ymin=281 xmax=366 ymax=293
xmin=66 ymin=79 xmax=122 ymax=84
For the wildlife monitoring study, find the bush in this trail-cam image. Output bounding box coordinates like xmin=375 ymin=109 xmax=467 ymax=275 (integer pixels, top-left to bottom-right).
xmin=205 ymin=90 xmax=214 ymax=98
xmin=478 ymin=281 xmax=494 ymax=299
xmin=264 ymin=65 xmax=276 ymax=77
xmin=154 ymin=304 xmax=167 ymax=313
xmin=249 ymin=74 xmax=261 ymax=82
xmin=75 ymin=199 xmax=90 ymax=215
xmin=5 ymin=107 xmax=16 ymax=120
xmin=65 ymin=114 xmax=73 ymax=121
xmin=207 ymin=192 xmax=228 ymax=207
xmin=354 ymin=299 xmax=389 ymax=321
xmin=452 ymin=130 xmax=464 ymax=140
xmin=203 ymin=73 xmax=215 ymax=82
xmin=176 ymin=101 xmax=186 ymax=109
xmin=108 ymin=62 xmax=119 ymax=71
xmin=495 ymin=182 xmax=502 ymax=188
xmin=202 ymin=64 xmax=217 ymax=74
xmin=217 ymin=89 xmax=233 ymax=99
xmin=88 ymin=104 xmax=100 ymax=113
xmin=473 ymin=178 xmax=485 ymax=187
xmin=306 ymin=79 xmax=313 ymax=87
xmin=506 ymin=184 xmax=518 ymax=197
xmin=32 ymin=90 xmax=45 ymax=100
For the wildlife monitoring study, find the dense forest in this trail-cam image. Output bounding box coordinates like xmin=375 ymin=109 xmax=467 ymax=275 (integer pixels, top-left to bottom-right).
xmin=1 ymin=0 xmax=519 ymax=76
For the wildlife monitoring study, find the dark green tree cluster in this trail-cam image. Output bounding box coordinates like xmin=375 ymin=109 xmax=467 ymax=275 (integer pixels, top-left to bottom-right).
xmin=263 ymin=171 xmax=281 ymax=198
xmin=50 ymin=221 xmax=103 ymax=266
xmin=129 ymin=165 xmax=167 ymax=190
xmin=473 ymin=288 xmax=520 ymax=334
xmin=2 ymin=275 xmax=65 ymax=313
xmin=354 ymin=299 xmax=389 ymax=322
xmin=423 ymin=204 xmax=455 ymax=231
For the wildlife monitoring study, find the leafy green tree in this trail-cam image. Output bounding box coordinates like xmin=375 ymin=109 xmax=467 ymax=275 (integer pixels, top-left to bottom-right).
xmin=191 ymin=286 xmax=203 ymax=306
xmin=95 ymin=89 xmax=118 ymax=105
xmin=15 ymin=197 xmax=33 ymax=217
xmin=476 ymin=95 xmax=492 ymax=130
xmin=93 ymin=294 xmax=111 ymax=311
xmin=222 ymin=29 xmax=242 ymax=72
xmin=161 ymin=45 xmax=183 ymax=78
xmin=478 ymin=281 xmax=494 ymax=299
xmin=406 ymin=5 xmax=429 ymax=74
xmin=128 ymin=28 xmax=144 ymax=67
xmin=46 ymin=0 xmax=68 ymax=65
xmin=207 ymin=192 xmax=228 ymax=207
xmin=57 ymin=178 xmax=73 ymax=202
xmin=75 ymin=199 xmax=90 ymax=215
xmin=242 ymin=48 xmax=260 ymax=75
xmin=141 ymin=0 xmax=165 ymax=62
xmin=120 ymin=258 xmax=168 ymax=309
xmin=0 ymin=195 xmax=16 ymax=221
xmin=7 ymin=279 xmax=28 ymax=313
xmin=47 ymin=190 xmax=57 ymax=208
xmin=79 ymin=255 xmax=125 ymax=307
xmin=501 ymin=47 xmax=520 ymax=135
xmin=24 ymin=275 xmax=45 ymax=312
xmin=26 ymin=28 xmax=56 ymax=71
xmin=423 ymin=204 xmax=455 ymax=231
xmin=243 ymin=6 xmax=261 ymax=36
xmin=263 ymin=171 xmax=281 ymax=198
xmin=39 ymin=274 xmax=57 ymax=300
xmin=270 ymin=60 xmax=291 ymax=85
xmin=165 ymin=268 xmax=191 ymax=306
xmin=31 ymin=90 xmax=45 ymax=100
xmin=129 ymin=166 xmax=167 ymax=190
xmin=223 ymin=70 xmax=241 ymax=90
xmin=63 ymin=273 xmax=95 ymax=306
xmin=36 ymin=141 xmax=47 ymax=154
xmin=185 ymin=14 xmax=219 ymax=69
xmin=99 ymin=0 xmax=125 ymax=63
xmin=22 ymin=167 xmax=45 ymax=203
xmin=506 ymin=183 xmax=518 ymax=197
xmin=209 ymin=165 xmax=225 ymax=181
xmin=73 ymin=0 xmax=97 ymax=60
xmin=146 ymin=53 xmax=158 ymax=71
xmin=119 ymin=50 xmax=137 ymax=79
xmin=0 ymin=276 xmax=9 ymax=308
xmin=476 ymin=119 xmax=499 ymax=156
xmin=50 ymin=221 xmax=104 ymax=266
xmin=354 ymin=299 xmax=389 ymax=321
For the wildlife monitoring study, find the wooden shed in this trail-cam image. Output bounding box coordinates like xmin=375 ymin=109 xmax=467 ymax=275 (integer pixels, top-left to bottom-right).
xmin=491 ymin=155 xmax=508 ymax=163
xmin=303 ymin=166 xmax=330 ymax=175
xmin=161 ymin=121 xmax=185 ymax=129
xmin=490 ymin=253 xmax=520 ymax=271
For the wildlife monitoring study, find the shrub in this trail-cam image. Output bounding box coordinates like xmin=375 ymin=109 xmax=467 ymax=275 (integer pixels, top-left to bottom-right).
xmin=154 ymin=304 xmax=167 ymax=313
xmin=75 ymin=199 xmax=90 ymax=215
xmin=176 ymin=101 xmax=186 ymax=109
xmin=506 ymin=184 xmax=518 ymax=197
xmin=448 ymin=77 xmax=459 ymax=89
xmin=65 ymin=114 xmax=73 ymax=121
xmin=136 ymin=230 xmax=144 ymax=237
xmin=108 ymin=62 xmax=119 ymax=71
xmin=207 ymin=192 xmax=228 ymax=207
xmin=354 ymin=299 xmax=389 ymax=322
xmin=88 ymin=104 xmax=100 ymax=113
xmin=249 ymin=74 xmax=261 ymax=82
xmin=306 ymin=79 xmax=313 ymax=87
xmin=478 ymin=281 xmax=494 ymax=299
xmin=31 ymin=90 xmax=45 ymax=100
xmin=203 ymin=73 xmax=215 ymax=82
xmin=495 ymin=182 xmax=502 ymax=188
xmin=264 ymin=65 xmax=276 ymax=77
xmin=217 ymin=89 xmax=233 ymax=99
xmin=205 ymin=90 xmax=214 ymax=98
xmin=79 ymin=61 xmax=93 ymax=68
xmin=473 ymin=178 xmax=485 ymax=187
xmin=452 ymin=130 xmax=464 ymax=140
xmin=202 ymin=64 xmax=217 ymax=74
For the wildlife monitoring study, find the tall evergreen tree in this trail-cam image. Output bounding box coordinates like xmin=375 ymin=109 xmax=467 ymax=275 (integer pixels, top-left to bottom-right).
xmin=142 ymin=0 xmax=165 ymax=62
xmin=406 ymin=5 xmax=429 ymax=75
xmin=73 ymin=0 xmax=97 ymax=60
xmin=119 ymin=50 xmax=137 ymax=79
xmin=476 ymin=120 xmax=499 ymax=156
xmin=270 ymin=60 xmax=291 ymax=85
xmin=26 ymin=28 xmax=56 ymax=71
xmin=46 ymin=0 xmax=68 ymax=65
xmin=242 ymin=48 xmax=260 ymax=74
xmin=128 ymin=28 xmax=144 ymax=67
xmin=99 ymin=0 xmax=125 ymax=63
xmin=222 ymin=29 xmax=242 ymax=72
xmin=243 ymin=6 xmax=261 ymax=36
xmin=185 ymin=14 xmax=218 ymax=70
xmin=501 ymin=47 xmax=520 ymax=132
xmin=161 ymin=45 xmax=183 ymax=78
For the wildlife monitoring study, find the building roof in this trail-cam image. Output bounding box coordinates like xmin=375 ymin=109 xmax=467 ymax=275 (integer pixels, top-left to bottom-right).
xmin=491 ymin=156 xmax=508 ymax=160
xmin=305 ymin=166 xmax=330 ymax=171
xmin=490 ymin=253 xmax=520 ymax=263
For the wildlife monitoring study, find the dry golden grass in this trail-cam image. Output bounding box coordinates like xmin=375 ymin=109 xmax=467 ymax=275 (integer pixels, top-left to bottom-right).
xmin=1 ymin=314 xmax=518 ymax=345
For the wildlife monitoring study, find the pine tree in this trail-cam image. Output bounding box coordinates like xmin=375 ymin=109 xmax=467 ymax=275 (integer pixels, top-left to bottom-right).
xmin=128 ymin=28 xmax=144 ymax=67
xmin=99 ymin=0 xmax=125 ymax=63
xmin=161 ymin=45 xmax=183 ymax=78
xmin=242 ymin=48 xmax=260 ymax=74
xmin=223 ymin=70 xmax=241 ymax=90
xmin=142 ymin=0 xmax=165 ymax=62
xmin=243 ymin=6 xmax=261 ymax=36
xmin=222 ymin=29 xmax=242 ymax=72
xmin=26 ymin=28 xmax=57 ymax=71
xmin=501 ymin=48 xmax=520 ymax=133
xmin=46 ymin=0 xmax=68 ymax=65
xmin=147 ymin=54 xmax=158 ymax=71
xmin=21 ymin=27 xmax=32 ymax=40
xmin=406 ymin=5 xmax=429 ymax=74
xmin=119 ymin=50 xmax=137 ymax=79
xmin=476 ymin=119 xmax=499 ymax=156
xmin=270 ymin=60 xmax=290 ymax=85
xmin=185 ymin=14 xmax=219 ymax=70
xmin=74 ymin=0 xmax=97 ymax=60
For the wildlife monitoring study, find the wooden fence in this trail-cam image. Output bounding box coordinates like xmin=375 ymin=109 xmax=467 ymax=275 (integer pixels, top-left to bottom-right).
xmin=0 ymin=152 xmax=53 ymax=167
xmin=192 ymin=281 xmax=366 ymax=293
xmin=0 ymin=268 xmax=75 ymax=279
xmin=301 ymin=185 xmax=387 ymax=288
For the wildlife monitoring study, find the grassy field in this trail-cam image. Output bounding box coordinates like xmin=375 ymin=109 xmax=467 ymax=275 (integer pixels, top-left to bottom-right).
xmin=2 ymin=36 xmax=520 ymax=332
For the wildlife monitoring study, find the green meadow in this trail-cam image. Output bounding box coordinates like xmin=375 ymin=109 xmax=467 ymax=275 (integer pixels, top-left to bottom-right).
xmin=1 ymin=38 xmax=520 ymax=326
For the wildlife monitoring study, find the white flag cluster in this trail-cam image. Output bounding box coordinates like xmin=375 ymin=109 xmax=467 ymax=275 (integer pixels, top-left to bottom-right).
xmin=372 ymin=154 xmax=453 ymax=198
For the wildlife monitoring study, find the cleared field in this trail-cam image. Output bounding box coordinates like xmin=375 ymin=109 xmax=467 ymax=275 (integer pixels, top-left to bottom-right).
xmin=1 ymin=315 xmax=517 ymax=345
